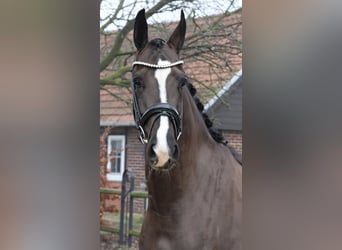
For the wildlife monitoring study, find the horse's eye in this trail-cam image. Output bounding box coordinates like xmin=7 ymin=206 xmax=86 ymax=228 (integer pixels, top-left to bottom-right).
xmin=179 ymin=77 xmax=188 ymax=88
xmin=133 ymin=77 xmax=144 ymax=90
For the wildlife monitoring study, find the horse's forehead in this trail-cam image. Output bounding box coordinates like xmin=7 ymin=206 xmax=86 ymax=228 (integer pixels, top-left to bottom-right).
xmin=137 ymin=42 xmax=178 ymax=62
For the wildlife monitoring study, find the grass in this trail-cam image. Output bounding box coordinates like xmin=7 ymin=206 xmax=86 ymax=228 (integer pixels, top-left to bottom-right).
xmin=102 ymin=211 xmax=144 ymax=233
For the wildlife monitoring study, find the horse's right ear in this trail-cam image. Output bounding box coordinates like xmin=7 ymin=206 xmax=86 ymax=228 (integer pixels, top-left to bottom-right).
xmin=134 ymin=9 xmax=148 ymax=52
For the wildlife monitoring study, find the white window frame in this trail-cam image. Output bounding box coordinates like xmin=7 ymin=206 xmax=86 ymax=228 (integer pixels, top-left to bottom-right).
xmin=106 ymin=135 xmax=126 ymax=181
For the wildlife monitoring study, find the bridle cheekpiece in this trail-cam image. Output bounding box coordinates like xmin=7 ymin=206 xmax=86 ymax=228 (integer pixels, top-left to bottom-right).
xmin=131 ymin=60 xmax=184 ymax=144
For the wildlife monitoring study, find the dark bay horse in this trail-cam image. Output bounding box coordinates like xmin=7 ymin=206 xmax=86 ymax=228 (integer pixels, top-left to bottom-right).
xmin=131 ymin=9 xmax=242 ymax=250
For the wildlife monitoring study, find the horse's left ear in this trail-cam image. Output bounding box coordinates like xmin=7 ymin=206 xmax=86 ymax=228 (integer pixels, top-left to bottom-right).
xmin=167 ymin=10 xmax=186 ymax=54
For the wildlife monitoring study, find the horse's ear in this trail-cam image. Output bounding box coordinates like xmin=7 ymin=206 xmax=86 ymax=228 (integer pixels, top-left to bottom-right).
xmin=134 ymin=9 xmax=148 ymax=52
xmin=167 ymin=10 xmax=186 ymax=54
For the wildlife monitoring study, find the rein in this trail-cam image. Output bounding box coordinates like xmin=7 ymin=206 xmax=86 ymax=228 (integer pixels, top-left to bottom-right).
xmin=131 ymin=60 xmax=184 ymax=144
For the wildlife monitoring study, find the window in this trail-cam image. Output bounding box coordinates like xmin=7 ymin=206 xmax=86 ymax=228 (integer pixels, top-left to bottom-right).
xmin=106 ymin=135 xmax=126 ymax=181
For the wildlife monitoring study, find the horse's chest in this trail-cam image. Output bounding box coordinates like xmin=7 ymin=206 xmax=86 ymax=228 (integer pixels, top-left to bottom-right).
xmin=140 ymin=167 xmax=241 ymax=249
xmin=140 ymin=201 xmax=232 ymax=250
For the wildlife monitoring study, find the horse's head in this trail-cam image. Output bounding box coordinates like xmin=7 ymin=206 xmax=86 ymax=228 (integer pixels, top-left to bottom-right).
xmin=132 ymin=9 xmax=187 ymax=170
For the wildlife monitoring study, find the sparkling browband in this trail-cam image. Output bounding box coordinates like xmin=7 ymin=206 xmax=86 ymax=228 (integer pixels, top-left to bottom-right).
xmin=132 ymin=60 xmax=184 ymax=69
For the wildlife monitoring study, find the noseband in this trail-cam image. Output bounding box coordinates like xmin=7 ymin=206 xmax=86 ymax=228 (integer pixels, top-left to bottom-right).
xmin=131 ymin=60 xmax=184 ymax=144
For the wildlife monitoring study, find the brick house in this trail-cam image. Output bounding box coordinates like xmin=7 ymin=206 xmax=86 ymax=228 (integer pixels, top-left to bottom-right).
xmin=100 ymin=11 xmax=242 ymax=213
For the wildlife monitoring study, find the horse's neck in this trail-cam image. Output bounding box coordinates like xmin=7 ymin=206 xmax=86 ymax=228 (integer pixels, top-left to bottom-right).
xmin=180 ymin=89 xmax=214 ymax=149
xmin=146 ymin=90 xmax=215 ymax=216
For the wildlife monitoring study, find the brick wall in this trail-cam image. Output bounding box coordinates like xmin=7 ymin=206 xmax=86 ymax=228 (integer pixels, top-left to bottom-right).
xmin=222 ymin=130 xmax=242 ymax=155
xmin=125 ymin=127 xmax=147 ymax=214
xmin=101 ymin=126 xmax=146 ymax=214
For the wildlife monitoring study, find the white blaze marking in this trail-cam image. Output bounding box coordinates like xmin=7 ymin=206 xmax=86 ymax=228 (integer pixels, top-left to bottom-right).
xmin=153 ymin=59 xmax=171 ymax=167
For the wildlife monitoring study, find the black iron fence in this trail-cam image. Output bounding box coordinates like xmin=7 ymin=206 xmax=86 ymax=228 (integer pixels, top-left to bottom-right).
xmin=100 ymin=168 xmax=147 ymax=247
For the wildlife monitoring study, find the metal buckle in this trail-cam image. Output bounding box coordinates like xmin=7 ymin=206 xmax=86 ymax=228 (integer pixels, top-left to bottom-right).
xmin=138 ymin=125 xmax=148 ymax=144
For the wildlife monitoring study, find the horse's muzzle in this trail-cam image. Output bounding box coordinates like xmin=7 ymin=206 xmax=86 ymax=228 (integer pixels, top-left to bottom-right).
xmin=147 ymin=140 xmax=179 ymax=170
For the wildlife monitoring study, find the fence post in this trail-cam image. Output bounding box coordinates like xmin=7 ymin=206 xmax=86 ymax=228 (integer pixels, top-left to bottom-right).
xmin=119 ymin=168 xmax=135 ymax=246
xmin=119 ymin=169 xmax=128 ymax=245
xmin=128 ymin=169 xmax=135 ymax=247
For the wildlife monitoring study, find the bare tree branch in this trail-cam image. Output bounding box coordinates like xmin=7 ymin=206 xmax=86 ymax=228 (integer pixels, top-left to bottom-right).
xmin=100 ymin=0 xmax=125 ymax=34
xmin=100 ymin=0 xmax=176 ymax=72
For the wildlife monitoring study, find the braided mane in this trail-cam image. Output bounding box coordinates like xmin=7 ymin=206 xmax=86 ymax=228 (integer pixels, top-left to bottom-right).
xmin=186 ymin=82 xmax=242 ymax=165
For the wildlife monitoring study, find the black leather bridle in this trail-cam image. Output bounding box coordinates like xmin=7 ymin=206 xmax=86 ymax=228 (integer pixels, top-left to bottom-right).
xmin=131 ymin=60 xmax=184 ymax=144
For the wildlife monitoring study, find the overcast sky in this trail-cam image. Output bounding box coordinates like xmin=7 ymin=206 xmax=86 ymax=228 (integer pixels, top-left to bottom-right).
xmin=100 ymin=0 xmax=242 ymax=32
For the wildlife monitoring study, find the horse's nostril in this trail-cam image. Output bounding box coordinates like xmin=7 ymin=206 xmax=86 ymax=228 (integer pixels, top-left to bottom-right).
xmin=148 ymin=144 xmax=158 ymax=164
